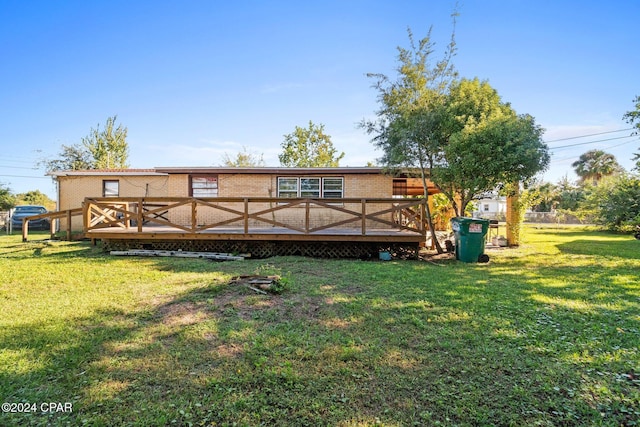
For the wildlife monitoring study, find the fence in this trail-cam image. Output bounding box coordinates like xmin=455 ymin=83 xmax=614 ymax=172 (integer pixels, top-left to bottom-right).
xmin=0 ymin=211 xmax=7 ymax=232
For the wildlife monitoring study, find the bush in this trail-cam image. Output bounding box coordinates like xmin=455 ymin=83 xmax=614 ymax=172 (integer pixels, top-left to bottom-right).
xmin=582 ymin=174 xmax=640 ymax=231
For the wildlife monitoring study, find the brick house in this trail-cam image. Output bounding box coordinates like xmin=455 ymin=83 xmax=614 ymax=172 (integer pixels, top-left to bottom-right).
xmin=50 ymin=167 xmax=438 ymax=232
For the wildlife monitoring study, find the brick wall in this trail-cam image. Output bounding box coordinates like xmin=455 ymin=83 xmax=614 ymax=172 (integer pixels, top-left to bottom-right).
xmin=58 ymin=174 xmax=170 ymax=230
xmin=58 ymin=171 xmax=413 ymax=231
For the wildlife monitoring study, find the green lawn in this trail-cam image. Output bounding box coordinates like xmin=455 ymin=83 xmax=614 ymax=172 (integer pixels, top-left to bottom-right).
xmin=0 ymin=228 xmax=638 ymax=426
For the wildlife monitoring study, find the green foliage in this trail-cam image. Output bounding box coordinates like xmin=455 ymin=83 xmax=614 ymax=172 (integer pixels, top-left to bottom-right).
xmin=623 ymin=95 xmax=640 ymax=132
xmin=221 ymin=146 xmax=265 ymax=167
xmin=279 ymin=121 xmax=344 ymax=167
xmin=15 ymin=190 xmax=56 ymax=210
xmin=83 ymin=115 xmax=129 ymax=169
xmin=580 ymin=174 xmax=640 ymax=231
xmin=363 ymin=26 xmax=549 ymax=219
xmin=361 ymin=25 xmax=457 ymax=172
xmin=43 ymin=116 xmax=129 ymax=172
xmin=360 ymin=23 xmax=459 ymax=253
xmin=555 ymin=175 xmax=585 ymax=211
xmin=529 ymin=181 xmax=560 ymax=212
xmin=41 ymin=144 xmax=93 ymax=172
xmin=0 ymin=183 xmax=17 ymax=210
xmin=433 ymin=86 xmax=550 ymax=216
xmin=571 ymin=149 xmax=623 ymax=185
xmin=623 ymin=95 xmax=640 ymax=170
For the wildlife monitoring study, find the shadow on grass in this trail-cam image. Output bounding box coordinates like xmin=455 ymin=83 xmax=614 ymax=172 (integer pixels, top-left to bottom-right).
xmin=1 ymin=234 xmax=638 ymax=425
xmin=557 ymin=238 xmax=640 ymax=259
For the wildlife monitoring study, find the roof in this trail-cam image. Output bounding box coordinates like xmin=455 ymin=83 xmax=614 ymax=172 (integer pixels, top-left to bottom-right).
xmin=153 ymin=166 xmax=386 ymax=175
xmin=49 ymin=169 xmax=166 ymax=177
xmin=48 ymin=166 xmax=430 ymax=178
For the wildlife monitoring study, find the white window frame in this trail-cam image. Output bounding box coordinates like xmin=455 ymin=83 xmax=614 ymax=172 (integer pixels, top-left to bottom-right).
xmin=277 ymin=177 xmax=344 ymax=198
xmin=191 ymin=175 xmax=218 ymax=198
xmin=103 ymin=180 xmax=119 ymax=197
xmin=322 ymin=177 xmax=344 ymax=198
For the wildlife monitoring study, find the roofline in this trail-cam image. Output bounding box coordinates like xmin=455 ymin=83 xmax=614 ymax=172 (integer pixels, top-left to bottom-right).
xmin=49 ymin=170 xmax=168 ymax=177
xmin=153 ymin=166 xmax=386 ymax=175
xmin=48 ymin=166 xmax=430 ymax=177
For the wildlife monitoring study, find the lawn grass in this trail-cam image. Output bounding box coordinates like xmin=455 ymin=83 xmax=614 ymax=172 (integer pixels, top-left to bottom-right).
xmin=0 ymin=228 xmax=638 ymax=426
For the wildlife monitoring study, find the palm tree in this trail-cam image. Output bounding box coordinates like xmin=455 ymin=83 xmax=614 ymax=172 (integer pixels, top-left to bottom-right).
xmin=571 ymin=150 xmax=622 ymax=185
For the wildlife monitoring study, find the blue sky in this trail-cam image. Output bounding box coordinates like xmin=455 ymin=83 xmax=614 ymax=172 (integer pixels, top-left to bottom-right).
xmin=1 ymin=0 xmax=638 ymax=199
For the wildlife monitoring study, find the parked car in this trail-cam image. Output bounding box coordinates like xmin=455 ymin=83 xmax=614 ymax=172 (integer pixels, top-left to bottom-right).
xmin=10 ymin=205 xmax=49 ymax=230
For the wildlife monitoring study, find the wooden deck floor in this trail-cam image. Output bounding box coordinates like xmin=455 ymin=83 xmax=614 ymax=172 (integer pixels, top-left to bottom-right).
xmin=86 ymin=225 xmax=425 ymax=244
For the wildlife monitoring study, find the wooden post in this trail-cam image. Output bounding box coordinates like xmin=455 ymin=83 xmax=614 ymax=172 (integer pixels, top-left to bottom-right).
xmin=22 ymin=219 xmax=28 ymax=242
xmin=66 ymin=210 xmax=72 ymax=241
xmin=137 ymin=199 xmax=143 ymax=232
xmin=83 ymin=201 xmax=91 ymax=233
xmin=243 ymin=198 xmax=249 ymax=234
xmin=361 ymin=199 xmax=366 ymax=235
xmin=191 ymin=200 xmax=197 ymax=232
xmin=305 ymin=199 xmax=310 ymax=233
xmin=506 ymin=182 xmax=520 ymax=247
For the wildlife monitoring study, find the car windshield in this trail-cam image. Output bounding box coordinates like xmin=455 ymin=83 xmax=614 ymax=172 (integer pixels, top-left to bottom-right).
xmin=14 ymin=206 xmax=46 ymax=214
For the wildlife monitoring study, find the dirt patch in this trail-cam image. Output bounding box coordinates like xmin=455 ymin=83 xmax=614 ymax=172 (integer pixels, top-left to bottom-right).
xmin=158 ymin=301 xmax=209 ymax=327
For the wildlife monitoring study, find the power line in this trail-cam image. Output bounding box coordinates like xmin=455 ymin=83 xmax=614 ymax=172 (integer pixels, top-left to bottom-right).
xmin=544 ymin=127 xmax=633 ymax=143
xmin=0 ymin=174 xmax=50 ymax=179
xmin=0 ymin=165 xmax=39 ymax=170
xmin=548 ymin=135 xmax=637 ymax=151
xmin=549 ymin=138 xmax=640 ymax=163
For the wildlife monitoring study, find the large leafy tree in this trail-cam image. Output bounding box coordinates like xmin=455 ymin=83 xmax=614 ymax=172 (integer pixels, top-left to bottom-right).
xmin=43 ymin=116 xmax=129 ymax=172
xmin=622 ymin=95 xmax=640 ymax=170
xmin=279 ymin=121 xmax=344 ymax=167
xmin=432 ymin=78 xmax=550 ymax=216
xmin=571 ymin=149 xmax=622 ymax=185
xmin=361 ymin=24 xmax=458 ymax=253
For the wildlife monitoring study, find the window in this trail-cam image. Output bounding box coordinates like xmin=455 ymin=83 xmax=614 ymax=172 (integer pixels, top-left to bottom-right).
xmin=190 ymin=175 xmax=218 ymax=197
xmin=277 ymin=177 xmax=343 ymax=198
xmin=300 ymin=178 xmax=321 ymax=197
xmin=278 ymin=178 xmax=299 ymax=198
xmin=103 ymin=180 xmax=119 ymax=197
xmin=484 ymin=204 xmax=490 ymax=212
xmin=322 ymin=178 xmax=343 ymax=198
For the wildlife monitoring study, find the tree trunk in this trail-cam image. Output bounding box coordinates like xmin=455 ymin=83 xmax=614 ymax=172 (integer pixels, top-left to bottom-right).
xmin=420 ymin=172 xmax=443 ymax=254
xmin=506 ymin=182 xmax=521 ymax=247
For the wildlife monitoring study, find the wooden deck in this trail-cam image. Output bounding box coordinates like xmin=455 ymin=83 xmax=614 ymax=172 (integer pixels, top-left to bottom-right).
xmin=82 ymin=196 xmax=427 ymax=244
xmin=86 ymin=224 xmax=425 ymax=243
xmin=23 ymin=197 xmax=429 ymax=257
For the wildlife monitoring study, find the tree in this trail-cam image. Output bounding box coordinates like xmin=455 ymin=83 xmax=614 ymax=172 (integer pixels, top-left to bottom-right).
xmin=361 ymin=23 xmax=458 ymax=253
xmin=571 ymin=149 xmax=622 ymax=185
xmin=0 ymin=183 xmax=17 ymax=210
xmin=43 ymin=116 xmax=129 ymax=172
xmin=580 ymin=173 xmax=640 ymax=231
xmin=82 ymin=115 xmax=129 ymax=169
xmin=529 ymin=181 xmax=559 ymax=212
xmin=16 ymin=190 xmax=56 ymax=210
xmin=555 ymin=175 xmax=584 ymax=211
xmin=279 ymin=121 xmax=344 ymax=167
xmin=622 ymin=95 xmax=640 ymax=170
xmin=42 ymin=144 xmax=93 ymax=172
xmin=432 ymin=78 xmax=550 ymax=216
xmin=221 ymin=146 xmax=265 ymax=167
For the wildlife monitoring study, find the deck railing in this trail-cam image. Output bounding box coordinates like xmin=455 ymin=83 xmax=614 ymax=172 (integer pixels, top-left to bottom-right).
xmin=21 ymin=208 xmax=83 ymax=242
xmin=83 ymin=197 xmax=427 ymax=237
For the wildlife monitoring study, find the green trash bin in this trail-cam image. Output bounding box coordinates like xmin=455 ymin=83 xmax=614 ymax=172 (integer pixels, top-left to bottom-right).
xmin=450 ymin=217 xmax=490 ymax=263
